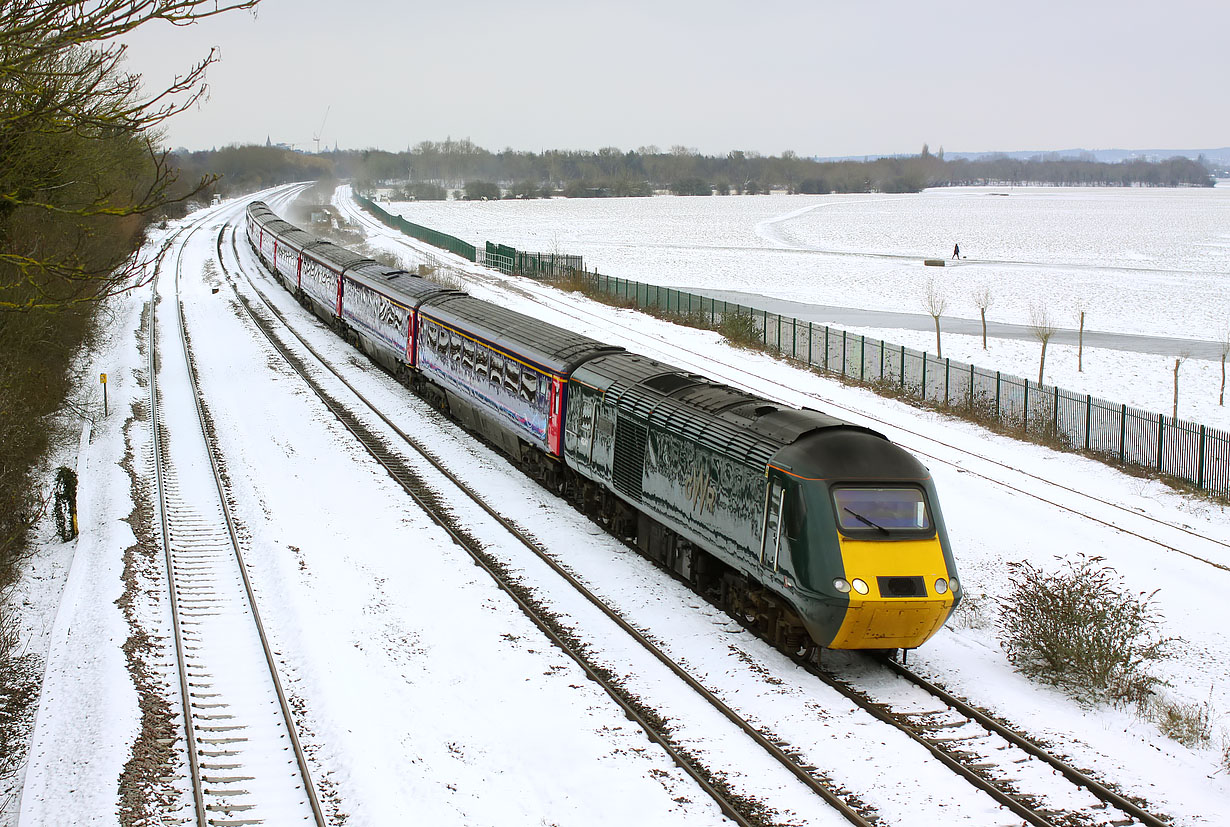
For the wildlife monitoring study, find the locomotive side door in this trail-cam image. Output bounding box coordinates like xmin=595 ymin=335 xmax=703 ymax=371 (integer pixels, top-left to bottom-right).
xmin=761 ymin=479 xmax=786 ymax=568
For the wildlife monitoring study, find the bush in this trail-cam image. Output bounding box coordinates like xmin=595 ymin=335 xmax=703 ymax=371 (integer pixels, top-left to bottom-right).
xmin=668 ymin=178 xmax=712 ymax=196
xmin=997 ymin=554 xmax=1172 ymax=707
xmin=53 ymin=467 xmax=77 ymax=542
xmin=409 ymin=182 xmax=447 ymax=201
xmin=464 ymin=181 xmax=501 ymax=201
xmin=718 ymin=311 xmax=763 ymax=347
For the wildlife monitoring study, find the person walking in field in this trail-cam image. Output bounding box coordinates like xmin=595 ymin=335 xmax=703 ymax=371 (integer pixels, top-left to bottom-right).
xmin=952 ymin=243 xmax=960 ymax=260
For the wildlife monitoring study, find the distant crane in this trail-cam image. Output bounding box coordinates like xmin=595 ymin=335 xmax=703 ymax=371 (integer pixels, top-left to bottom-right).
xmin=313 ymin=106 xmax=331 ymax=154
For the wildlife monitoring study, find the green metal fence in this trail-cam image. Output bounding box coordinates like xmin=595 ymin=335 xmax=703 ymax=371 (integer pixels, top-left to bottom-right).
xmin=481 ymin=242 xmax=584 ymax=279
xmin=581 ymin=270 xmax=1230 ymax=498
xmin=356 ymin=195 xmax=476 ymax=261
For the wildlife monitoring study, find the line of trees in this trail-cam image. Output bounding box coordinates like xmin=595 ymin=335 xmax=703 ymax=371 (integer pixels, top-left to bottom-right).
xmin=325 ymin=140 xmax=1214 ymax=198
xmin=164 ymin=142 xmax=1216 ymax=207
xmin=1 ymin=1 xmax=260 ymax=582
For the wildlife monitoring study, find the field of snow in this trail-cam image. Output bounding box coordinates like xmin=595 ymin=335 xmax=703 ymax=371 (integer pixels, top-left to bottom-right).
xmin=8 ymin=187 xmax=1230 ymax=826
xmin=387 ymin=186 xmax=1230 ymax=428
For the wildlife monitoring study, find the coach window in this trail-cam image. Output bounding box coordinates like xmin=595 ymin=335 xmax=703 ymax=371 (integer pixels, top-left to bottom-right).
xmin=425 ymin=322 xmax=438 ymax=351
xmin=520 ymin=369 xmax=537 ymax=404
xmin=449 ymin=331 xmax=462 ymax=367
xmin=504 ymin=358 xmax=520 ymax=395
xmin=475 ymin=346 xmax=490 ymax=382
xmin=462 ymin=337 xmax=476 ymax=372
xmin=488 ymin=353 xmax=504 ymax=388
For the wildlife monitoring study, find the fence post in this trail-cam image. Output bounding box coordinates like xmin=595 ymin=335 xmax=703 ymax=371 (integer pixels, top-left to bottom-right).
xmin=861 ymin=335 xmax=866 ymax=382
xmin=1053 ymin=387 xmax=1060 ymax=438
xmin=995 ymin=371 xmax=1001 ymax=420
xmin=969 ymin=364 xmax=975 ymax=411
xmin=901 ymin=345 xmax=906 ymax=394
xmin=1085 ymin=395 xmax=1092 ymax=450
xmin=921 ymin=354 xmax=927 ymax=402
xmin=808 ymin=322 xmax=813 ymax=367
xmin=944 ymin=358 xmax=950 ymax=406
xmin=763 ymin=309 xmax=768 ymax=346
xmin=1198 ymin=425 xmax=1206 ymax=490
xmin=1157 ymin=413 xmax=1165 ymax=472
xmin=1120 ymin=404 xmax=1127 ymax=463
xmin=880 ymin=340 xmax=886 ymax=381
xmin=841 ymin=330 xmax=847 ymax=378
xmin=1023 ymin=380 xmax=1029 ymax=433
xmin=825 ymin=327 xmax=830 ymax=373
xmin=792 ymin=317 xmax=797 ymax=359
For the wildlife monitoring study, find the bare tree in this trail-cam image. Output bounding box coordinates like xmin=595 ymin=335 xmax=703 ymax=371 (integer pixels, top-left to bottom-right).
xmin=1 ymin=0 xmax=262 ymax=311
xmin=1029 ymin=304 xmax=1057 ymax=385
xmin=924 ymin=277 xmax=947 ymax=359
xmin=1076 ymin=307 xmax=1086 ymax=372
xmin=1221 ymin=330 xmax=1230 ymax=406
xmin=972 ymin=284 xmax=993 ymax=349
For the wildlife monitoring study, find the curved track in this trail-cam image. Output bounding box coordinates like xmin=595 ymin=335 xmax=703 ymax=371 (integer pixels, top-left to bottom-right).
xmin=149 ymin=206 xmax=326 ymax=827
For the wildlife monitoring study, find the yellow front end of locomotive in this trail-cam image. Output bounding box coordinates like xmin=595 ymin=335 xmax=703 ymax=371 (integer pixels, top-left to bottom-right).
xmin=827 ymin=537 xmax=957 ymax=650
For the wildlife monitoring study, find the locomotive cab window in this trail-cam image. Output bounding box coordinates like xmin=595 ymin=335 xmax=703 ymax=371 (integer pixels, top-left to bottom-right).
xmin=832 ymin=487 xmax=932 ymax=536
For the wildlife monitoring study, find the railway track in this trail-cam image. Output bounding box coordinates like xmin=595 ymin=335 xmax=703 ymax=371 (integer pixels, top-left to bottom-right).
xmin=149 ymin=210 xmax=326 ymax=827
xmin=804 ymin=654 xmax=1168 ymax=827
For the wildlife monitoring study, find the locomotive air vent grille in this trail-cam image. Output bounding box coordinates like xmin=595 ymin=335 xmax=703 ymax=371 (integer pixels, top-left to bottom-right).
xmin=612 ymin=417 xmax=648 ymax=501
xmin=877 ymin=576 xmax=927 ymax=598
xmin=642 ymin=373 xmax=699 ymax=396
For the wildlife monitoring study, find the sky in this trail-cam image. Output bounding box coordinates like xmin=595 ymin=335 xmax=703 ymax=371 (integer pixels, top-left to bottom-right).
xmin=119 ymin=0 xmax=1230 ymax=158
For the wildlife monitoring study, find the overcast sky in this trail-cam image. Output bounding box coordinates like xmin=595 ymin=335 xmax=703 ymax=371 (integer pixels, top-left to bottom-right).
xmin=121 ymin=0 xmax=1230 ymax=158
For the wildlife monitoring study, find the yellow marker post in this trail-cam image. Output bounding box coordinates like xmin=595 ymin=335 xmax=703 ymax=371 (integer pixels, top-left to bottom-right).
xmin=100 ymin=372 xmax=107 ymax=417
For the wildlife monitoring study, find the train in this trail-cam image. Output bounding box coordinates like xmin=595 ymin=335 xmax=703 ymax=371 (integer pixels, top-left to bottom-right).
xmin=245 ymin=200 xmax=961 ymax=654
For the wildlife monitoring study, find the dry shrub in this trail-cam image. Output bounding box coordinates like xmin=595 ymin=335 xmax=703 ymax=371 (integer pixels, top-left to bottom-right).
xmin=947 ymin=589 xmax=991 ymax=630
xmin=1149 ymin=695 xmax=1213 ymax=749
xmin=997 ymin=554 xmax=1173 ymax=707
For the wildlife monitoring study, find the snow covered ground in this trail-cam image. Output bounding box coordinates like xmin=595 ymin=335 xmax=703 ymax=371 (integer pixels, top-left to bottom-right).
xmin=386 ymin=185 xmax=1230 ymax=429
xmin=7 ymin=186 xmax=1230 ymax=826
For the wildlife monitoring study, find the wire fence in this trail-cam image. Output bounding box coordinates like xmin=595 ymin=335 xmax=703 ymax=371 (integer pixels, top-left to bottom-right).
xmin=357 ymin=197 xmax=1230 ymax=498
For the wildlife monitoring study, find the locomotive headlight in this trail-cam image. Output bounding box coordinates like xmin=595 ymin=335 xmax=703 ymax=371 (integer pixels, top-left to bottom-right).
xmin=934 ymin=578 xmax=949 ymax=594
xmin=949 ymin=578 xmax=960 ymax=595
xmin=851 ymin=578 xmax=869 ymax=595
xmin=833 ymin=578 xmax=851 ymax=593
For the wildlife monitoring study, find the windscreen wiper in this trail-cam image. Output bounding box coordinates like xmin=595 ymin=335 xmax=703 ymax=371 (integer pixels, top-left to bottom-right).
xmin=844 ymin=507 xmax=889 ymax=535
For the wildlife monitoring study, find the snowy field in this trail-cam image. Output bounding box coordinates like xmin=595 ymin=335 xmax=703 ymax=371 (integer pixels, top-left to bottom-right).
xmin=7 ymin=187 xmax=1230 ymax=826
xmin=388 ymin=186 xmax=1230 ymax=429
